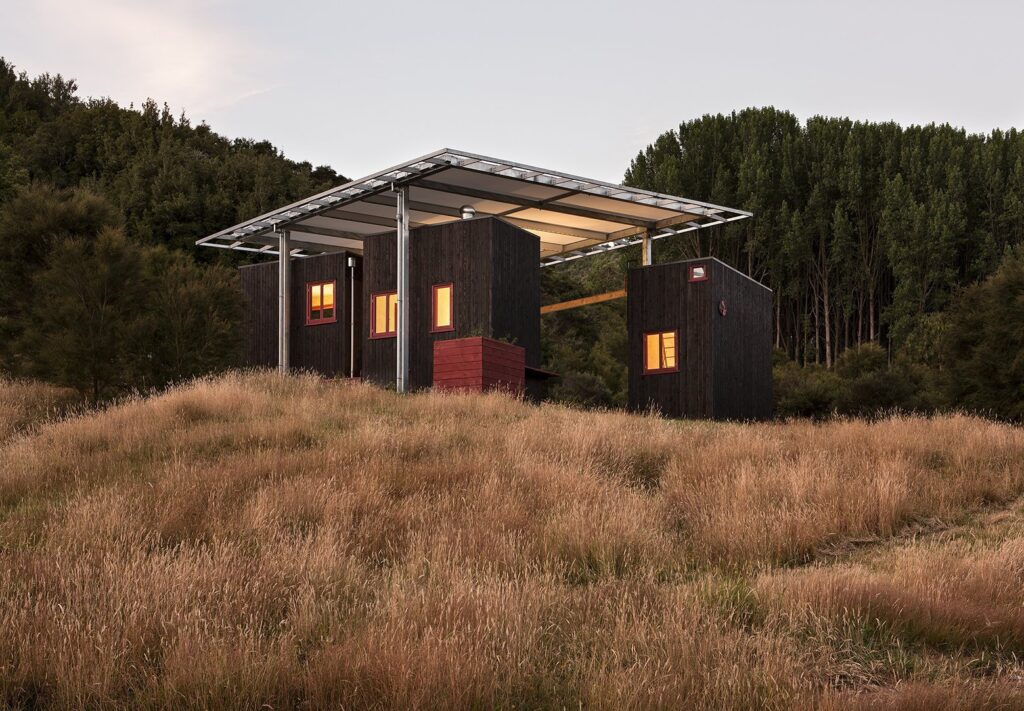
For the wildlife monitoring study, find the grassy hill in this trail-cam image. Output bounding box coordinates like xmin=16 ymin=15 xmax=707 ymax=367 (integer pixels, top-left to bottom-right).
xmin=2 ymin=374 xmax=1024 ymax=709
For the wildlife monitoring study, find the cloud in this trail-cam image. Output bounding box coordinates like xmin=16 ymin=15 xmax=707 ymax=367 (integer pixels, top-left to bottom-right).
xmin=21 ymin=0 xmax=271 ymax=115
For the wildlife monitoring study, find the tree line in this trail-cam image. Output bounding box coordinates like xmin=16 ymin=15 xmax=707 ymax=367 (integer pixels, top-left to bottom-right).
xmin=0 ymin=58 xmax=342 ymax=253
xmin=622 ymin=108 xmax=1024 ymax=368
xmin=541 ymin=108 xmax=1024 ymax=418
xmin=0 ymin=58 xmax=341 ymax=399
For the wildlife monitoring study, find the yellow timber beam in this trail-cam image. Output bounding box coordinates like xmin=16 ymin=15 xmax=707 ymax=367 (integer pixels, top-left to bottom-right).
xmin=540 ymin=289 xmax=627 ymax=315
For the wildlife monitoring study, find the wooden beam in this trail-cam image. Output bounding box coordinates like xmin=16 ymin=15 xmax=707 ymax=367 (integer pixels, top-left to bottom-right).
xmin=415 ymin=179 xmax=655 ymax=229
xmin=363 ymin=192 xmax=464 ymax=218
xmin=501 ymin=216 xmax=608 ymax=242
xmin=540 ymin=288 xmax=627 ymax=315
xmin=232 ymin=230 xmax=364 ymax=254
xmin=284 ymin=223 xmax=368 ymax=241
xmin=320 ymin=208 xmax=424 ymax=229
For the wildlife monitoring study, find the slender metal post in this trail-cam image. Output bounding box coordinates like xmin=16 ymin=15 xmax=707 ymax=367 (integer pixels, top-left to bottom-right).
xmin=348 ymin=256 xmax=356 ymax=377
xmin=277 ymin=228 xmax=291 ymax=373
xmin=641 ymin=232 xmax=652 ymax=266
xmin=396 ymin=186 xmax=410 ymax=392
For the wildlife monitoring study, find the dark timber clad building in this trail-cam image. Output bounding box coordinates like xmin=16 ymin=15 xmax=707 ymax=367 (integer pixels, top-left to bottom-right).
xmin=239 ymin=251 xmax=363 ymax=377
xmin=627 ymin=258 xmax=772 ymax=419
xmin=360 ymin=217 xmax=540 ymax=388
xmin=199 ymin=149 xmax=770 ymax=419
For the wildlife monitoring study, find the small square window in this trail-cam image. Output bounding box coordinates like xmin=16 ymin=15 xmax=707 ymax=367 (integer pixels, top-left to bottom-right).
xmin=370 ymin=291 xmax=398 ymax=338
xmin=432 ymin=283 xmax=454 ymax=333
xmin=306 ymin=281 xmax=336 ymax=325
xmin=643 ymin=331 xmax=679 ymax=374
xmin=689 ymin=264 xmax=708 ymax=282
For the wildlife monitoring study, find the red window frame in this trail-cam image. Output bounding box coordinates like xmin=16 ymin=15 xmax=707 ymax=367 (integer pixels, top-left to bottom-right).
xmin=306 ymin=280 xmax=337 ymax=326
xmin=431 ymin=282 xmax=455 ymax=333
xmin=688 ymin=263 xmax=709 ymax=282
xmin=369 ymin=290 xmax=398 ymax=339
xmin=642 ymin=330 xmax=680 ymax=375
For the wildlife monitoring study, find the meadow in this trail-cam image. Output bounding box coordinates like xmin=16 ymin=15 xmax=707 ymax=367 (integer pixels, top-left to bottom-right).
xmin=1 ymin=372 xmax=1024 ymax=709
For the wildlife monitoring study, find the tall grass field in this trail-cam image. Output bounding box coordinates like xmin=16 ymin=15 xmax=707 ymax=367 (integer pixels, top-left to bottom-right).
xmin=2 ymin=373 xmax=1024 ymax=709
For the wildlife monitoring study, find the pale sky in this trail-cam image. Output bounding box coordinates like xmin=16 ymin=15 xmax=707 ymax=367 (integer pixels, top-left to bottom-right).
xmin=4 ymin=0 xmax=1024 ymax=184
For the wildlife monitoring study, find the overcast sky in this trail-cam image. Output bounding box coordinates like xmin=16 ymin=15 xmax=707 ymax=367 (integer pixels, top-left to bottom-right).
xmin=4 ymin=0 xmax=1024 ymax=183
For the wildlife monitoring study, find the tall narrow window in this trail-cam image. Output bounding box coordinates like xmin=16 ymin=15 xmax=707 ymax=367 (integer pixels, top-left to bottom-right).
xmin=370 ymin=291 xmax=398 ymax=338
xmin=643 ymin=331 xmax=679 ymax=374
xmin=306 ymin=281 xmax=336 ymax=325
xmin=432 ymin=283 xmax=454 ymax=333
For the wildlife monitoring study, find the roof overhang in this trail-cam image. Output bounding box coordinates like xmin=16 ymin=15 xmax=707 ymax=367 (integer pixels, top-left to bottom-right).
xmin=195 ymin=148 xmax=752 ymax=267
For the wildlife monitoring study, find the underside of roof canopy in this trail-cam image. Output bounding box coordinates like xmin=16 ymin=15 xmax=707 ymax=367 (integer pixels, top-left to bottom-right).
xmin=196 ymin=149 xmax=752 ymax=267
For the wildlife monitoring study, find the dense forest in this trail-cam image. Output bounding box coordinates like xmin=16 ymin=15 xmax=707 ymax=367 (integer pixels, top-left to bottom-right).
xmin=545 ymin=110 xmax=1024 ymax=417
xmin=0 ymin=58 xmax=342 ymax=398
xmin=1 ymin=59 xmax=1021 ymax=417
xmin=623 ymin=109 xmax=1024 ymax=366
xmin=0 ymin=59 xmax=342 ymax=252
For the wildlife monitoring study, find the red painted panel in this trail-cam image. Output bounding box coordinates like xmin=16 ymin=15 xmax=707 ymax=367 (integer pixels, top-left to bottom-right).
xmin=433 ymin=336 xmax=525 ymax=394
xmin=434 ymin=368 xmax=484 ymax=380
xmin=438 ymin=378 xmax=484 ymax=387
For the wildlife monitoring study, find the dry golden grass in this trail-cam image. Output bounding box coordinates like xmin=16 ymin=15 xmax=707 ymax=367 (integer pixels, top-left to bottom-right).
xmin=0 ymin=378 xmax=77 ymax=443
xmin=1 ymin=371 xmax=1024 ymax=709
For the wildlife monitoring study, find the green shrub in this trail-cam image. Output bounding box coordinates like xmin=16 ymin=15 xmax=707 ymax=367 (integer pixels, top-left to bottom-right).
xmin=773 ymin=360 xmax=843 ymax=418
xmin=774 ymin=344 xmax=944 ymax=418
xmin=548 ymin=371 xmax=616 ymax=409
xmin=943 ymin=246 xmax=1024 ymax=420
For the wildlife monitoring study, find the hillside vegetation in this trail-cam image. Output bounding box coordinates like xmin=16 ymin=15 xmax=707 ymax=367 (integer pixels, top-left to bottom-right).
xmin=4 ymin=59 xmax=1023 ymax=418
xmin=546 ymin=111 xmax=1024 ymax=410
xmin=0 ymin=378 xmax=76 ymax=442
xmin=2 ymin=374 xmax=1024 ymax=709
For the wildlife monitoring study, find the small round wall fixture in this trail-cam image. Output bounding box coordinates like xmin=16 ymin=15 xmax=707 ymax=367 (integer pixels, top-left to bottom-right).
xmin=719 ymin=299 xmax=728 ymax=316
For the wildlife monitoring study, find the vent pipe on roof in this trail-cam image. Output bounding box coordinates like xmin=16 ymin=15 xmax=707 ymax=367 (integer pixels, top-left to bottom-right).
xmin=460 ymin=205 xmax=476 ymax=220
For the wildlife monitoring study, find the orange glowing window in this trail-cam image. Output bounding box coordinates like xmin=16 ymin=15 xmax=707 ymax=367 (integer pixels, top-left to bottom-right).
xmin=643 ymin=331 xmax=679 ymax=374
xmin=370 ymin=291 xmax=398 ymax=338
xmin=431 ymin=283 xmax=454 ymax=332
xmin=306 ymin=281 xmax=336 ymax=325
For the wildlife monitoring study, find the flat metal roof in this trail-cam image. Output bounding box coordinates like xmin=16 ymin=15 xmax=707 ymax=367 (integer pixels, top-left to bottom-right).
xmin=195 ymin=148 xmax=752 ymax=267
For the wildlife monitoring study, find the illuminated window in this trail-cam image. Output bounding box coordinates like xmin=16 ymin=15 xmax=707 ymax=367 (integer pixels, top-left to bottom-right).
xmin=306 ymin=281 xmax=336 ymax=325
xmin=432 ymin=283 xmax=454 ymax=332
xmin=689 ymin=264 xmax=708 ymax=282
xmin=370 ymin=291 xmax=398 ymax=338
xmin=643 ymin=331 xmax=679 ymax=374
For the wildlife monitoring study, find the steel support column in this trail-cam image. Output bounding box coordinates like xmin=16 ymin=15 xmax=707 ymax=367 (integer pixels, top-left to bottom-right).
xmin=277 ymin=228 xmax=291 ymax=373
xmin=348 ymin=256 xmax=356 ymax=377
xmin=395 ymin=186 xmax=410 ymax=392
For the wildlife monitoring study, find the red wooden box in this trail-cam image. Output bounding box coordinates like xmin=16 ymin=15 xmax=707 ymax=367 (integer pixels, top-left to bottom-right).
xmin=433 ymin=337 xmax=525 ymax=394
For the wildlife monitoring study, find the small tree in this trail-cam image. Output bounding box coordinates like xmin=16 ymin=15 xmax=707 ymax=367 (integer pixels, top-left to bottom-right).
xmin=0 ymin=184 xmax=121 ymax=371
xmin=20 ymin=228 xmax=150 ymax=401
xmin=141 ymin=247 xmax=243 ymax=386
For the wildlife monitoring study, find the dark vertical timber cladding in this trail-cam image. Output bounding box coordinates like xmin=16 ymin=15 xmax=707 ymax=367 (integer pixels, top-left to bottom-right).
xmin=410 ymin=219 xmax=492 ymax=388
xmin=686 ymin=263 xmax=715 ymax=417
xmin=239 ymin=262 xmax=278 ymax=368
xmin=237 ymin=251 xmax=362 ymax=376
xmin=362 ymin=227 xmax=396 ymax=385
xmin=491 ymin=219 xmax=541 ymax=367
xmin=711 ymin=260 xmax=773 ymax=420
xmin=290 ymin=252 xmax=360 ymax=377
xmin=627 ymin=260 xmax=713 ymax=418
xmin=361 ymin=216 xmax=541 ymax=389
